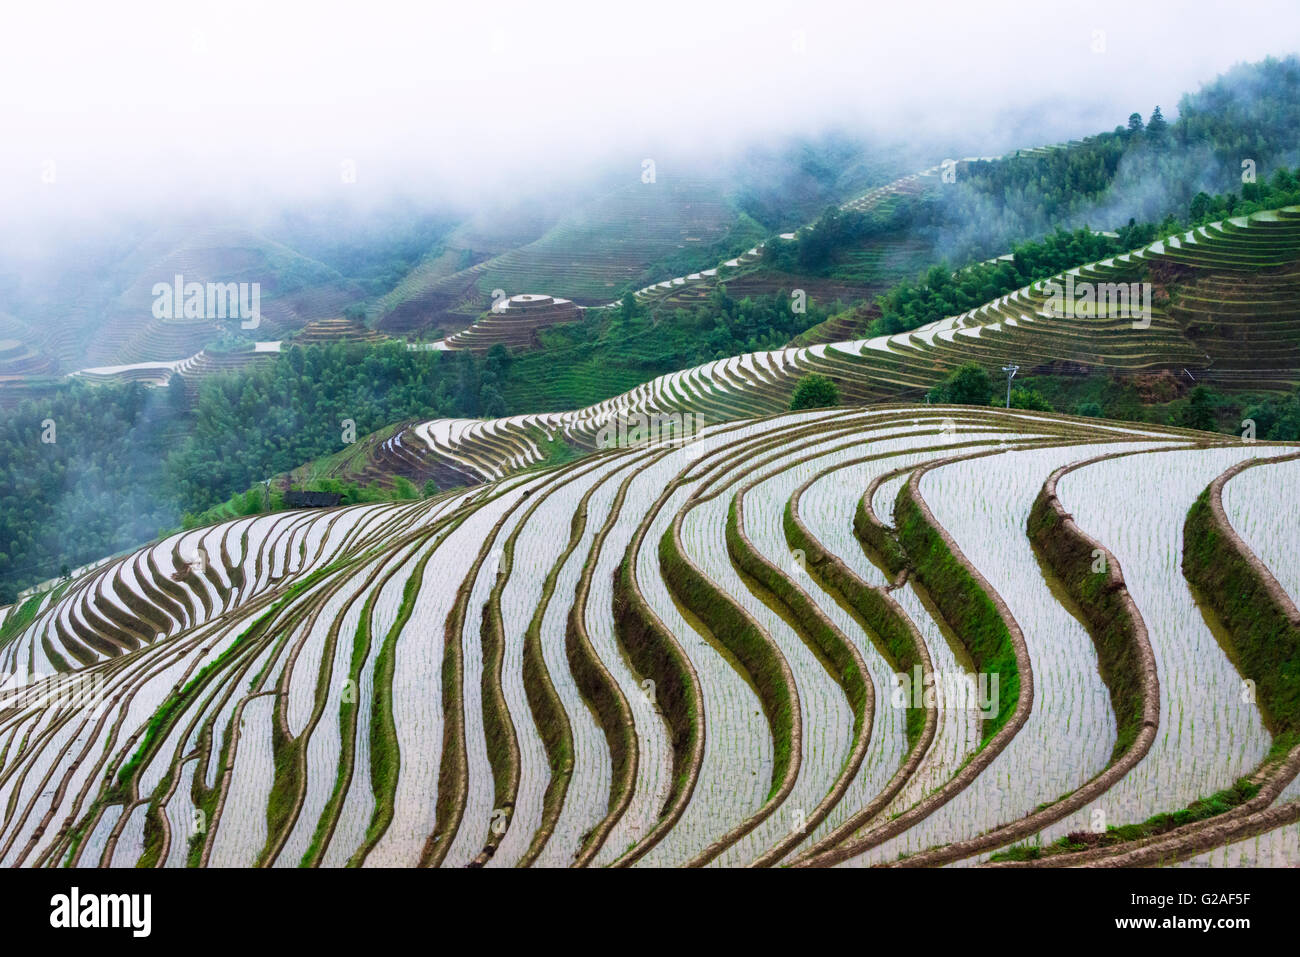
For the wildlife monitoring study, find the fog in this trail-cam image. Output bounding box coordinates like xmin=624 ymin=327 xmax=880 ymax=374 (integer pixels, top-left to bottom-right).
xmin=2 ymin=0 xmax=1296 ymax=231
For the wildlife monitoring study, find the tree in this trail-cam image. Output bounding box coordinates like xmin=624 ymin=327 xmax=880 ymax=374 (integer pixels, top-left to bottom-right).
xmin=1127 ymin=112 xmax=1145 ymax=135
xmin=480 ymin=385 xmax=507 ymax=418
xmin=453 ymin=349 xmax=480 ymax=414
xmin=486 ymin=343 xmax=511 ymax=371
xmin=789 ymin=374 xmax=840 ymax=410
xmin=1178 ymin=386 xmax=1218 ymax=432
xmin=423 ymin=478 xmax=440 ymax=498
xmin=167 ymin=373 xmax=189 ymax=413
xmin=1146 ymin=105 xmax=1168 ymax=140
xmin=1189 ymin=191 xmax=1213 ymax=222
xmin=1009 ymin=387 xmax=1053 ymax=412
xmin=928 ymin=363 xmax=993 ymax=406
xmin=1243 ymin=387 xmax=1300 ymax=440
xmin=1270 ymin=167 xmax=1298 ymax=193
xmin=1073 ymin=401 xmax=1104 ymax=418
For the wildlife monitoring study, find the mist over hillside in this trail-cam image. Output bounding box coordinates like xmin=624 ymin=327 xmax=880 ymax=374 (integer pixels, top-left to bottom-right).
xmin=3 ymin=45 xmax=1300 ymax=601
xmin=7 ymin=1 xmax=1300 ymax=907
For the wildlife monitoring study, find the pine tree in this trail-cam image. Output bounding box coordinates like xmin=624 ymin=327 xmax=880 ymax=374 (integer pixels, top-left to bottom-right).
xmin=1147 ymin=106 xmax=1168 ymax=138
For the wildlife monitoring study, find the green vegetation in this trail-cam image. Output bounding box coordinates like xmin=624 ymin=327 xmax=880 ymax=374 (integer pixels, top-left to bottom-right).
xmin=1178 ymin=386 xmax=1219 ymax=432
xmin=853 ymin=486 xmax=908 ymax=577
xmin=991 ymin=777 xmax=1261 ymax=861
xmin=941 ymin=57 xmax=1300 ymax=261
xmin=895 ymin=481 xmax=1019 ymax=744
xmin=635 ymin=212 xmax=768 ymax=286
xmin=1006 ymin=376 xmax=1300 ymax=436
xmin=517 ymin=518 xmax=578 ymax=866
xmin=730 ymin=134 xmax=904 ymax=231
xmin=763 ymin=198 xmax=938 ymax=276
xmin=657 ymin=517 xmax=795 ymax=800
xmin=301 ymin=588 xmax=377 ymax=866
xmin=927 ymin=363 xmax=994 ymax=406
xmin=611 ymin=534 xmax=701 ymax=858
xmin=479 ymin=542 xmax=522 ymax=860
xmin=1243 ymin=388 xmax=1300 ymax=440
xmin=789 ymin=373 xmax=840 ymax=410
xmin=875 ymin=228 xmax=1141 ymax=337
xmin=276 ymin=209 xmax=455 ymax=299
xmin=1184 ymin=471 xmax=1300 ymax=732
xmin=1027 ymin=483 xmax=1148 ymax=762
xmin=924 ymin=365 xmax=1300 ymax=438
xmin=0 ymin=382 xmax=178 ymax=604
xmin=503 ymin=286 xmax=835 ymax=411
xmin=991 ymin=451 xmax=1300 ymax=865
xmin=0 ymin=592 xmax=44 ymax=652
xmin=564 ymin=477 xmax=641 ymax=863
xmin=784 ymin=497 xmax=926 ymax=748
xmin=349 ymin=545 xmax=432 ymax=865
xmin=874 ymin=169 xmax=1300 ymax=339
xmin=25 ymin=405 xmax=1300 ymax=870
xmin=168 ymin=343 xmax=513 ymax=512
xmin=181 ymin=477 xmax=414 ymax=530
xmin=728 ymin=498 xmax=868 ymax=735
xmin=0 ymin=343 xmax=513 ymax=599
xmin=1008 ymin=387 xmax=1053 ymax=412
xmin=112 ymin=567 xmax=334 ymax=799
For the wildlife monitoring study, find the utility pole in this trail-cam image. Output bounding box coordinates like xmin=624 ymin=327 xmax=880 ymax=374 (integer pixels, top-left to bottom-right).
xmin=1002 ymin=364 xmax=1019 ymax=409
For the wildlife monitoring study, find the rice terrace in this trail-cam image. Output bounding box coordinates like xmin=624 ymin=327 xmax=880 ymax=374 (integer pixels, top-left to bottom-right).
xmin=3 ymin=2 xmax=1300 ymax=906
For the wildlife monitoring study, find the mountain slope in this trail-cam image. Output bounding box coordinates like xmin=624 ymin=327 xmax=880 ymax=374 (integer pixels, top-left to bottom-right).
xmin=3 ymin=408 xmax=1297 ymax=868
xmin=319 ymin=205 xmax=1300 ymax=488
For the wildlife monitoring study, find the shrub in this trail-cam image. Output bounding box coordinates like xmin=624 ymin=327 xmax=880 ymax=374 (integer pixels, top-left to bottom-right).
xmin=1177 ymin=386 xmax=1219 ymax=432
xmin=789 ymin=373 xmax=840 ymax=410
xmin=1009 ymin=387 xmax=1053 ymax=412
xmin=392 ymin=476 xmax=419 ymax=500
xmin=928 ymin=362 xmax=993 ymax=406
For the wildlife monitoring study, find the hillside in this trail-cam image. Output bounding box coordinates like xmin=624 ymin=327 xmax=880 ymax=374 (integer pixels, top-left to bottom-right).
xmin=615 ymin=167 xmax=946 ymax=317
xmin=372 ymin=178 xmax=749 ymax=335
xmin=316 ymin=205 xmax=1300 ymax=489
xmin=11 ymin=0 xmax=1300 ymax=895
xmin=2 ymin=407 xmax=1296 ymax=867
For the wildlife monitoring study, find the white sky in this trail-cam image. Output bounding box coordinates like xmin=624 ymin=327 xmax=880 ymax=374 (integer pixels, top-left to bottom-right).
xmin=1 ymin=0 xmax=1297 ymax=221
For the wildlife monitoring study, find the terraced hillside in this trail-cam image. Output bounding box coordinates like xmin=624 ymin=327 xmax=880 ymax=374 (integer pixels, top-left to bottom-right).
xmin=69 ymin=342 xmax=284 ymax=395
xmin=0 ymin=316 xmax=59 ymax=401
xmin=424 ymin=295 xmax=583 ymax=352
xmin=614 ymin=169 xmax=942 ymax=316
xmin=0 ymin=337 xmax=56 ymax=380
xmin=330 ymin=205 xmax=1300 ymax=488
xmin=373 ymin=179 xmax=739 ymax=335
xmin=38 ymin=227 xmax=364 ymax=372
xmin=292 ymin=319 xmax=390 ymax=347
xmin=2 ymin=406 xmax=1296 ymax=868
xmin=612 ymin=148 xmax=1076 ymax=323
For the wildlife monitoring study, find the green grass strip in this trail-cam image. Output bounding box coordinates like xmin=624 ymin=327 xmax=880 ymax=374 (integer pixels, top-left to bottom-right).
xmin=657 ymin=517 xmax=795 ymax=799
xmin=347 ymin=546 xmax=433 ymax=865
xmin=1183 ymin=468 xmax=1300 ymax=732
xmin=894 ymin=482 xmax=1019 ymax=745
